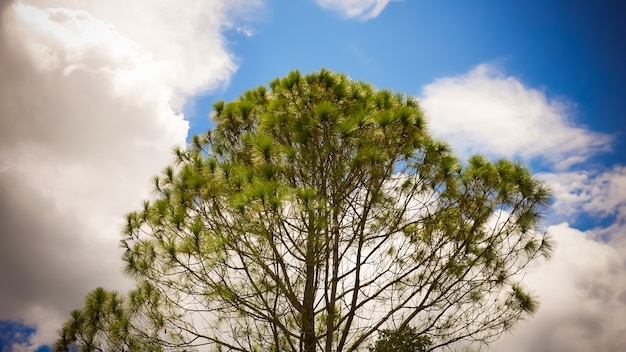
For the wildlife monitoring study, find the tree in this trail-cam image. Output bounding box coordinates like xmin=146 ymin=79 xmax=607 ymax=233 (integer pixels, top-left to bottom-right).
xmin=53 ymin=286 xmax=163 ymax=352
xmin=56 ymin=69 xmax=553 ymax=352
xmin=368 ymin=326 xmax=431 ymax=352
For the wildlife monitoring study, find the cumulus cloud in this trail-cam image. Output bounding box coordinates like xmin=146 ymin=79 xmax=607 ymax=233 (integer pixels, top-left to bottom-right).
xmin=420 ymin=64 xmax=613 ymax=169
xmin=539 ymin=166 xmax=626 ymax=248
xmin=315 ymin=0 xmax=395 ymax=20
xmin=492 ymin=223 xmax=626 ymax=352
xmin=539 ymin=166 xmax=626 ymax=220
xmin=0 ymin=0 xmax=258 ymax=349
xmin=420 ymin=64 xmax=626 ymax=352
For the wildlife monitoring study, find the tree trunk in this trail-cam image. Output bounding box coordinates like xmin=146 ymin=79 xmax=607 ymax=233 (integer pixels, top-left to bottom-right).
xmin=302 ymin=222 xmax=317 ymax=352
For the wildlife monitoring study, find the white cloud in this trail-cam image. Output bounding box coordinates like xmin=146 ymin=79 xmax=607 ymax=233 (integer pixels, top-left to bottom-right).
xmin=315 ymin=0 xmax=395 ymax=20
xmin=420 ymin=64 xmax=613 ymax=169
xmin=492 ymin=223 xmax=626 ymax=352
xmin=0 ymin=0 xmax=259 ymax=350
xmin=538 ymin=166 xmax=626 ymax=249
xmin=236 ymin=26 xmax=253 ymax=37
xmin=420 ymin=64 xmax=626 ymax=351
xmin=539 ymin=166 xmax=626 ymax=220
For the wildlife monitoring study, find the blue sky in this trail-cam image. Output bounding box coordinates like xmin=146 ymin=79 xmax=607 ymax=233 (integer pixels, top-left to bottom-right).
xmin=192 ymin=0 xmax=626 ymax=160
xmin=1 ymin=1 xmax=625 ymax=351
xmin=190 ymin=0 xmax=626 ymax=233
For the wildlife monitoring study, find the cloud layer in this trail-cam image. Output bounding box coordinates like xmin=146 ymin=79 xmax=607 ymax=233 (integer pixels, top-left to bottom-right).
xmin=540 ymin=166 xmax=626 ymax=222
xmin=420 ymin=64 xmax=613 ymax=169
xmin=0 ymin=0 xmax=256 ymax=349
xmin=492 ymin=223 xmax=626 ymax=352
xmin=420 ymin=65 xmax=626 ymax=352
xmin=315 ymin=0 xmax=394 ymax=20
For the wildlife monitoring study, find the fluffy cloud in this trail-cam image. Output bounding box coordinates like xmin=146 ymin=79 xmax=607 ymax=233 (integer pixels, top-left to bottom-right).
xmin=420 ymin=65 xmax=626 ymax=352
xmin=538 ymin=165 xmax=626 ymax=254
xmin=539 ymin=166 xmax=626 ymax=221
xmin=315 ymin=0 xmax=394 ymax=20
xmin=420 ymin=64 xmax=613 ymax=169
xmin=0 ymin=0 xmax=258 ymax=350
xmin=492 ymin=223 xmax=626 ymax=352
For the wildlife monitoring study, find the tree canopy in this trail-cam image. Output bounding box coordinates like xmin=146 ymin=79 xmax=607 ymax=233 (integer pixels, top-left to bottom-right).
xmin=55 ymin=69 xmax=553 ymax=352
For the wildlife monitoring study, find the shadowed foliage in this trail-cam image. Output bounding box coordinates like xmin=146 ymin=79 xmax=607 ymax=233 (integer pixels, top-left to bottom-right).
xmin=369 ymin=326 xmax=431 ymax=352
xmin=53 ymin=286 xmax=163 ymax=352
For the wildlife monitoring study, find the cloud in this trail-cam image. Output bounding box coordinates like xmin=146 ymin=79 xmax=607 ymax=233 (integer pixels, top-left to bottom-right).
xmin=492 ymin=164 xmax=626 ymax=352
xmin=540 ymin=166 xmax=626 ymax=220
xmin=420 ymin=64 xmax=626 ymax=351
xmin=420 ymin=64 xmax=613 ymax=169
xmin=315 ymin=0 xmax=395 ymax=20
xmin=492 ymin=223 xmax=626 ymax=352
xmin=0 ymin=0 xmax=259 ymax=350
xmin=236 ymin=26 xmax=253 ymax=37
xmin=538 ymin=166 xmax=626 ymax=247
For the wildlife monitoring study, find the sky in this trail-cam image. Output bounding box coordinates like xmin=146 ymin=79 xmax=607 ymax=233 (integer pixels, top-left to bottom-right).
xmin=0 ymin=0 xmax=625 ymax=351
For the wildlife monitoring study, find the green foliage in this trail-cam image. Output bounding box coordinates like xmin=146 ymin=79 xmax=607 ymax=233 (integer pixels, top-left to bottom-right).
xmin=56 ymin=69 xmax=554 ymax=352
xmin=53 ymin=287 xmax=164 ymax=352
xmin=369 ymin=327 xmax=431 ymax=352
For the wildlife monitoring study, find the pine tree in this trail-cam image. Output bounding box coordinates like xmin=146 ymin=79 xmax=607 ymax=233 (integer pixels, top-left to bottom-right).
xmin=56 ymin=69 xmax=553 ymax=352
